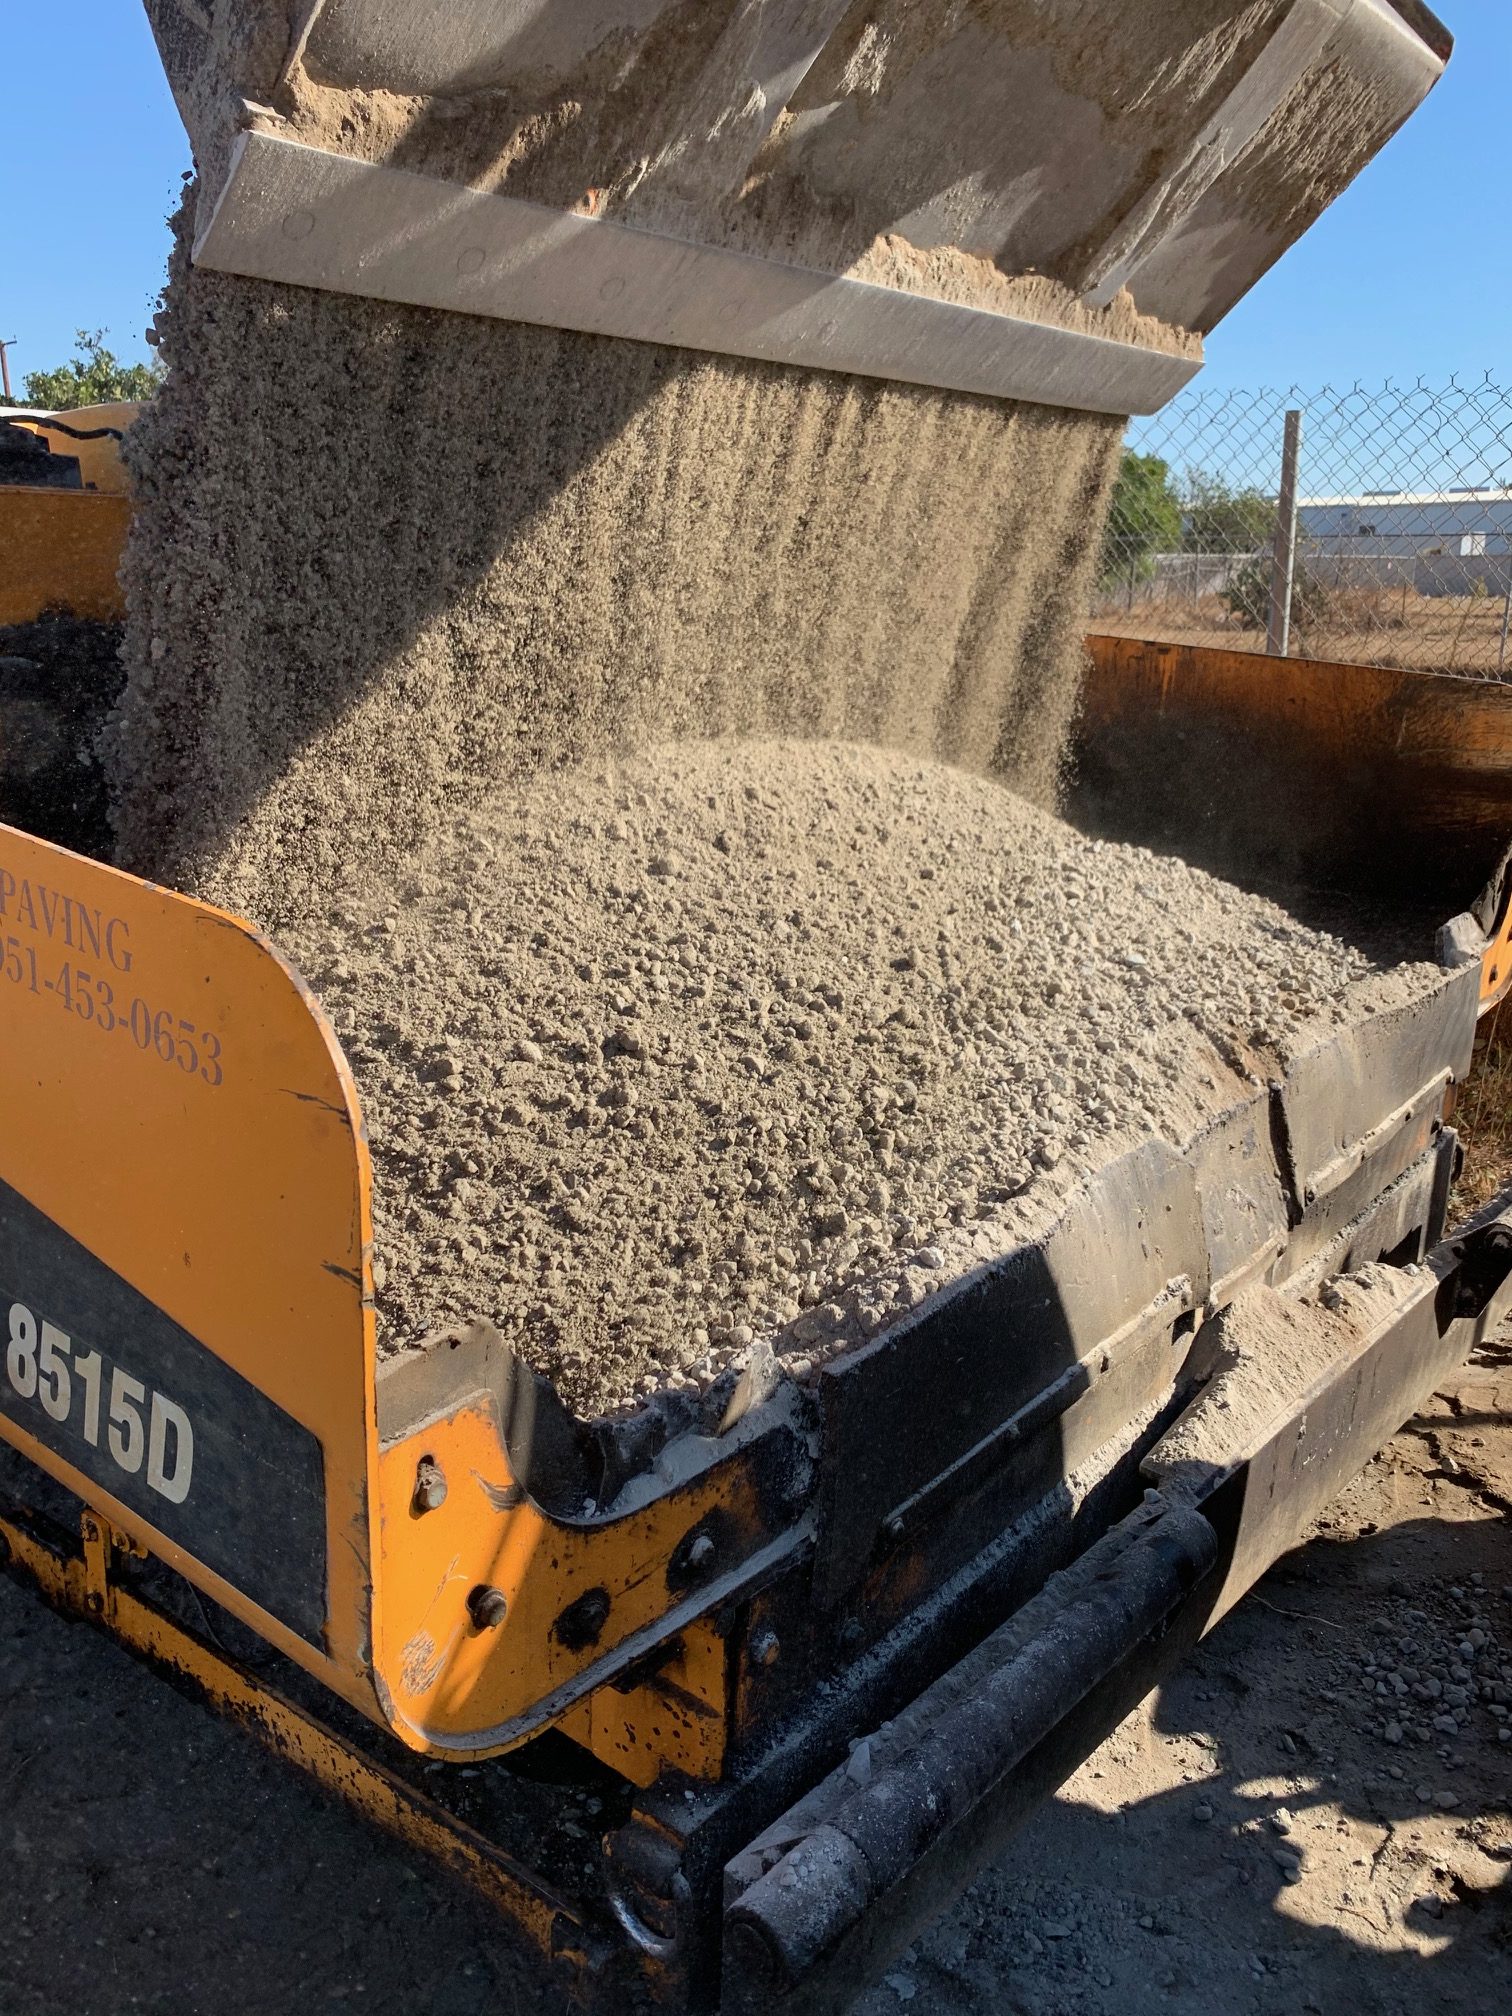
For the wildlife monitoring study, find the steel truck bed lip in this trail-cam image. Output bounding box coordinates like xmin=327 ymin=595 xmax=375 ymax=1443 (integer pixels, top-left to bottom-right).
xmin=717 ymin=1204 xmax=1512 ymax=2014
xmin=146 ymin=0 xmax=1449 ymax=411
xmin=193 ymin=130 xmax=1201 ymax=417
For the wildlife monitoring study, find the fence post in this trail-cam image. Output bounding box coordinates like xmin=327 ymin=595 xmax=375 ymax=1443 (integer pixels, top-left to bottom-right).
xmin=1267 ymin=407 xmax=1303 ymax=658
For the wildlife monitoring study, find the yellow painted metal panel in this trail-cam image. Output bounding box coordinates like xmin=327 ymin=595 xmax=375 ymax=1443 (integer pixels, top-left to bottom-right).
xmin=559 ymin=1619 xmax=729 ymax=1787
xmin=13 ymin=401 xmax=139 ymax=496
xmin=0 ymin=489 xmax=131 ymax=623
xmin=374 ymin=1399 xmax=761 ymax=1756
xmin=0 ymin=822 xmax=380 ymax=1721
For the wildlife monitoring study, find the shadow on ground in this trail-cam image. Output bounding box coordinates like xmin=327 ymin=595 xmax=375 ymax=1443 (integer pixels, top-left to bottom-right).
xmin=849 ymin=1357 xmax=1512 ymax=2016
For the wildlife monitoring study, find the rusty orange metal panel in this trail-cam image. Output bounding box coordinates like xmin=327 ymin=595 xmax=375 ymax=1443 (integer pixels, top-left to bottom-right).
xmin=0 ymin=489 xmax=132 ymax=623
xmin=1078 ymin=634 xmax=1512 ymax=1010
xmin=1082 ymin=633 xmax=1512 ymax=778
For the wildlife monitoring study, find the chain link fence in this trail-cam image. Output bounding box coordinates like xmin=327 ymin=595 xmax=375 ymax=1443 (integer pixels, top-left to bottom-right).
xmin=1093 ymin=376 xmax=1512 ymax=678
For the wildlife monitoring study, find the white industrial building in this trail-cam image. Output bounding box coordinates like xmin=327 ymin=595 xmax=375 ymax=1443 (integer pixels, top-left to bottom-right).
xmin=1299 ymin=486 xmax=1512 ymax=552
xmin=1295 ymin=487 xmax=1512 ymax=596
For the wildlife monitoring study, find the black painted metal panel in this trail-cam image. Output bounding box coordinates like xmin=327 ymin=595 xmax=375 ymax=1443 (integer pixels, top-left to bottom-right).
xmin=0 ymin=1177 xmax=328 ymax=1645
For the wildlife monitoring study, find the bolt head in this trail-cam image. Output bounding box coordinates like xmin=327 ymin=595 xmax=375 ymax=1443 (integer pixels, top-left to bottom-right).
xmin=751 ymin=1626 xmax=781 ymax=1668
xmin=687 ymin=1533 xmax=716 ymax=1569
xmin=412 ymin=1457 xmax=447 ymax=1515
xmin=467 ymin=1584 xmax=508 ymax=1630
xmin=724 ymin=1918 xmax=786 ymax=1991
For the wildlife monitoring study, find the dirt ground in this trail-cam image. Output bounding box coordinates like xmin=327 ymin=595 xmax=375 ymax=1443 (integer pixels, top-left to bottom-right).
xmin=1091 ymin=591 xmax=1512 ymax=680
xmin=1 ymin=1338 xmax=1507 ymax=2015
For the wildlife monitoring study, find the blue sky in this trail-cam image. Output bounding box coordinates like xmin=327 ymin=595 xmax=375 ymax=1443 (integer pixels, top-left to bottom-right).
xmin=1198 ymin=0 xmax=1511 ymax=394
xmin=2 ymin=5 xmax=188 ymax=391
xmin=0 ymin=1 xmax=1505 ymax=397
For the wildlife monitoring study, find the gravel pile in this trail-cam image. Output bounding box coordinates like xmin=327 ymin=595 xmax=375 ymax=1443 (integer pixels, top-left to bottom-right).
xmin=105 ymin=159 xmax=1422 ymax=1427
xmin=284 ymin=737 xmax=1410 ymax=1420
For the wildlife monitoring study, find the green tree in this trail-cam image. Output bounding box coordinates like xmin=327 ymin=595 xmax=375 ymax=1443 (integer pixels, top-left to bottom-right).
xmin=22 ymin=328 xmax=163 ymax=410
xmin=1181 ymin=471 xmax=1274 ymax=554
xmin=1101 ymin=450 xmax=1183 ymax=585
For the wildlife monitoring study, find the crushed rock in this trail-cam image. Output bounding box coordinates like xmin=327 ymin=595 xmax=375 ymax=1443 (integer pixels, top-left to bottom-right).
xmin=113 ymin=201 xmax=1121 ymax=928
xmin=282 ymin=737 xmax=1425 ymax=1420
xmin=1149 ymin=1266 xmax=1424 ymax=1479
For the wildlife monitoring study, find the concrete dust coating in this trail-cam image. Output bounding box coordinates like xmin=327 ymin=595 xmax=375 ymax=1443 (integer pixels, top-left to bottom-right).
xmin=156 ymin=0 xmax=1225 ymax=341
xmin=283 ymin=736 xmax=1412 ymax=1420
xmin=2 ymin=1348 xmax=1506 ymax=2016
xmin=113 ymin=232 xmax=1121 ymax=928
